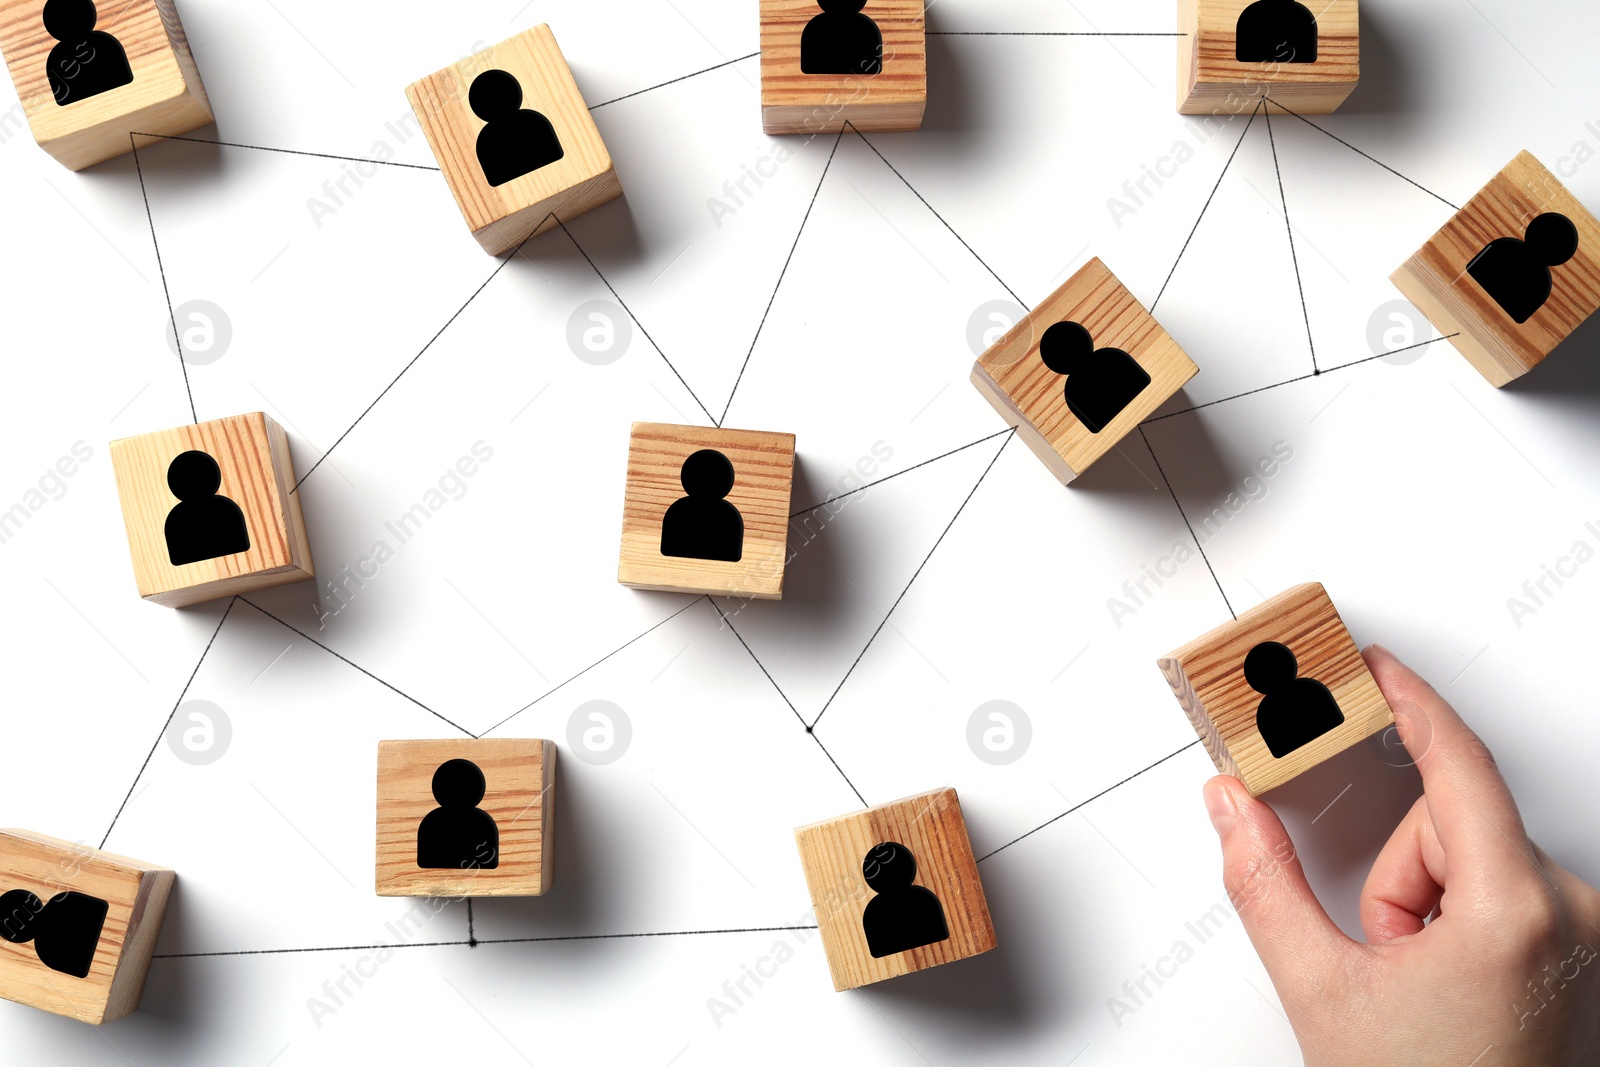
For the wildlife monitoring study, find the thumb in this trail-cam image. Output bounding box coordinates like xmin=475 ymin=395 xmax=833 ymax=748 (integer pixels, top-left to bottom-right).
xmin=1205 ymin=776 xmax=1354 ymax=994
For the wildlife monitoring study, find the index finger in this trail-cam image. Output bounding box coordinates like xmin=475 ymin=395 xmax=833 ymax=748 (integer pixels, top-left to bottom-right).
xmin=1363 ymin=644 xmax=1538 ymax=889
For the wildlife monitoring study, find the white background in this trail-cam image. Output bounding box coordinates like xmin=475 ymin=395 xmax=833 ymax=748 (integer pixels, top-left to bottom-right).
xmin=1 ymin=0 xmax=1598 ymax=1063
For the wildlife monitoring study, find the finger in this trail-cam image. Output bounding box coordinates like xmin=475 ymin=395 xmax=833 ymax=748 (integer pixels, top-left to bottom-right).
xmin=1359 ymin=795 xmax=1447 ymax=944
xmin=1205 ymin=776 xmax=1354 ymax=994
xmin=1363 ymin=645 xmax=1538 ymax=886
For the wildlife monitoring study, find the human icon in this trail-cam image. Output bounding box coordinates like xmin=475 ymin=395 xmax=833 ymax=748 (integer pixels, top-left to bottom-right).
xmin=800 ymin=0 xmax=883 ymax=76
xmin=1467 ymin=212 xmax=1581 ymax=325
xmin=1245 ymin=641 xmax=1346 ymax=758
xmin=470 ymin=69 xmax=564 ymax=188
xmin=0 ymin=888 xmax=109 ymax=979
xmin=1038 ymin=321 xmax=1152 ymax=434
xmin=163 ymin=450 xmax=250 ymax=567
xmin=43 ymin=0 xmax=133 ymax=106
xmin=660 ymin=449 xmax=744 ymax=563
xmin=417 ymin=759 xmax=499 ymax=870
xmin=861 ymin=842 xmax=948 ymax=958
xmin=1235 ymin=0 xmax=1318 ymax=64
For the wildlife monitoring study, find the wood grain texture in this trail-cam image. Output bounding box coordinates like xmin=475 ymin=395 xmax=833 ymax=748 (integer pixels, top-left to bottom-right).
xmin=971 ymin=257 xmax=1198 ymax=485
xmin=376 ymin=739 xmax=555 ymax=898
xmin=617 ymin=422 xmax=796 ymax=599
xmin=0 ymin=0 xmax=211 ymax=169
xmin=109 ymin=412 xmax=314 ymax=608
xmin=759 ymin=0 xmax=924 ymax=134
xmin=1178 ymin=0 xmax=1358 ymax=115
xmin=406 ymin=25 xmax=622 ymax=255
xmin=1158 ymin=583 xmax=1393 ymax=796
xmin=1391 ymin=151 xmax=1600 ymax=387
xmin=795 ymin=788 xmax=995 ymax=991
xmin=0 ymin=829 xmax=174 ymax=1025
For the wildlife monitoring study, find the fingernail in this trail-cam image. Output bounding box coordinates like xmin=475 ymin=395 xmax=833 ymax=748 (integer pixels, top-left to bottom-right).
xmin=1204 ymin=779 xmax=1237 ymax=837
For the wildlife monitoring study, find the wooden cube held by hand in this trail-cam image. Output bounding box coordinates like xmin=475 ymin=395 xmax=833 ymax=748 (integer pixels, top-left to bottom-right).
xmin=1158 ymin=583 xmax=1394 ymax=796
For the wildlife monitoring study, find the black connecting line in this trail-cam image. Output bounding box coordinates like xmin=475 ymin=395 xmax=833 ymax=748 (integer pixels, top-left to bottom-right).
xmin=101 ymin=598 xmax=237 ymax=849
xmin=482 ymin=596 xmax=707 ymax=737
xmin=112 ymin=44 xmax=1475 ymax=962
xmin=709 ymin=600 xmax=868 ymax=807
xmin=1151 ymin=98 xmax=1265 ymax=314
xmin=1263 ymin=101 xmax=1320 ymax=376
xmin=156 ymin=925 xmax=821 ymax=960
xmin=131 ymin=134 xmax=196 ymax=425
xmin=1264 ymin=99 xmax=1462 ymax=211
xmin=810 ymin=429 xmax=1016 ymax=732
xmin=130 ymin=131 xmax=442 ymax=170
xmin=1138 ymin=425 xmax=1236 ymax=619
xmin=719 ymin=125 xmax=849 ymax=428
xmin=929 ymin=31 xmax=1187 ymax=37
xmin=237 ymin=597 xmax=475 ymax=736
xmin=589 ymin=53 xmax=760 ymax=111
xmin=556 ymin=217 xmax=719 ymax=425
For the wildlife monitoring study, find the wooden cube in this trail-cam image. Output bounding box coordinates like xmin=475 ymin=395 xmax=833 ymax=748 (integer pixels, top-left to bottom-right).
xmin=795 ymin=788 xmax=995 ymax=991
xmin=1391 ymin=151 xmax=1600 ymax=387
xmin=0 ymin=829 xmax=174 ymax=1024
xmin=1158 ymin=583 xmax=1394 ymax=796
xmin=376 ymin=739 xmax=555 ymax=898
xmin=759 ymin=0 xmax=925 ymax=135
xmin=0 ymin=0 xmax=212 ymax=170
xmin=1178 ymin=0 xmax=1359 ymax=115
xmin=406 ymin=24 xmax=622 ymax=255
xmin=109 ymin=412 xmax=314 ymax=608
xmin=617 ymin=422 xmax=796 ymax=600
xmin=971 ymin=257 xmax=1198 ymax=485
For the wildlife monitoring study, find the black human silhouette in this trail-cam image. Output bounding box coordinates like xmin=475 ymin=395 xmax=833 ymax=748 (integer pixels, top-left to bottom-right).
xmin=861 ymin=842 xmax=948 ymax=958
xmin=1038 ymin=321 xmax=1151 ymax=434
xmin=43 ymin=0 xmax=133 ymax=106
xmin=0 ymin=888 xmax=109 ymax=979
xmin=1466 ymin=212 xmax=1581 ymax=325
xmin=1245 ymin=641 xmax=1346 ymax=759
xmin=470 ymin=69 xmax=564 ymax=187
xmin=660 ymin=449 xmax=744 ymax=562
xmin=164 ymin=450 xmax=250 ymax=567
xmin=417 ymin=759 xmax=499 ymax=870
xmin=1235 ymin=0 xmax=1318 ymax=63
xmin=800 ymin=0 xmax=883 ymax=76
